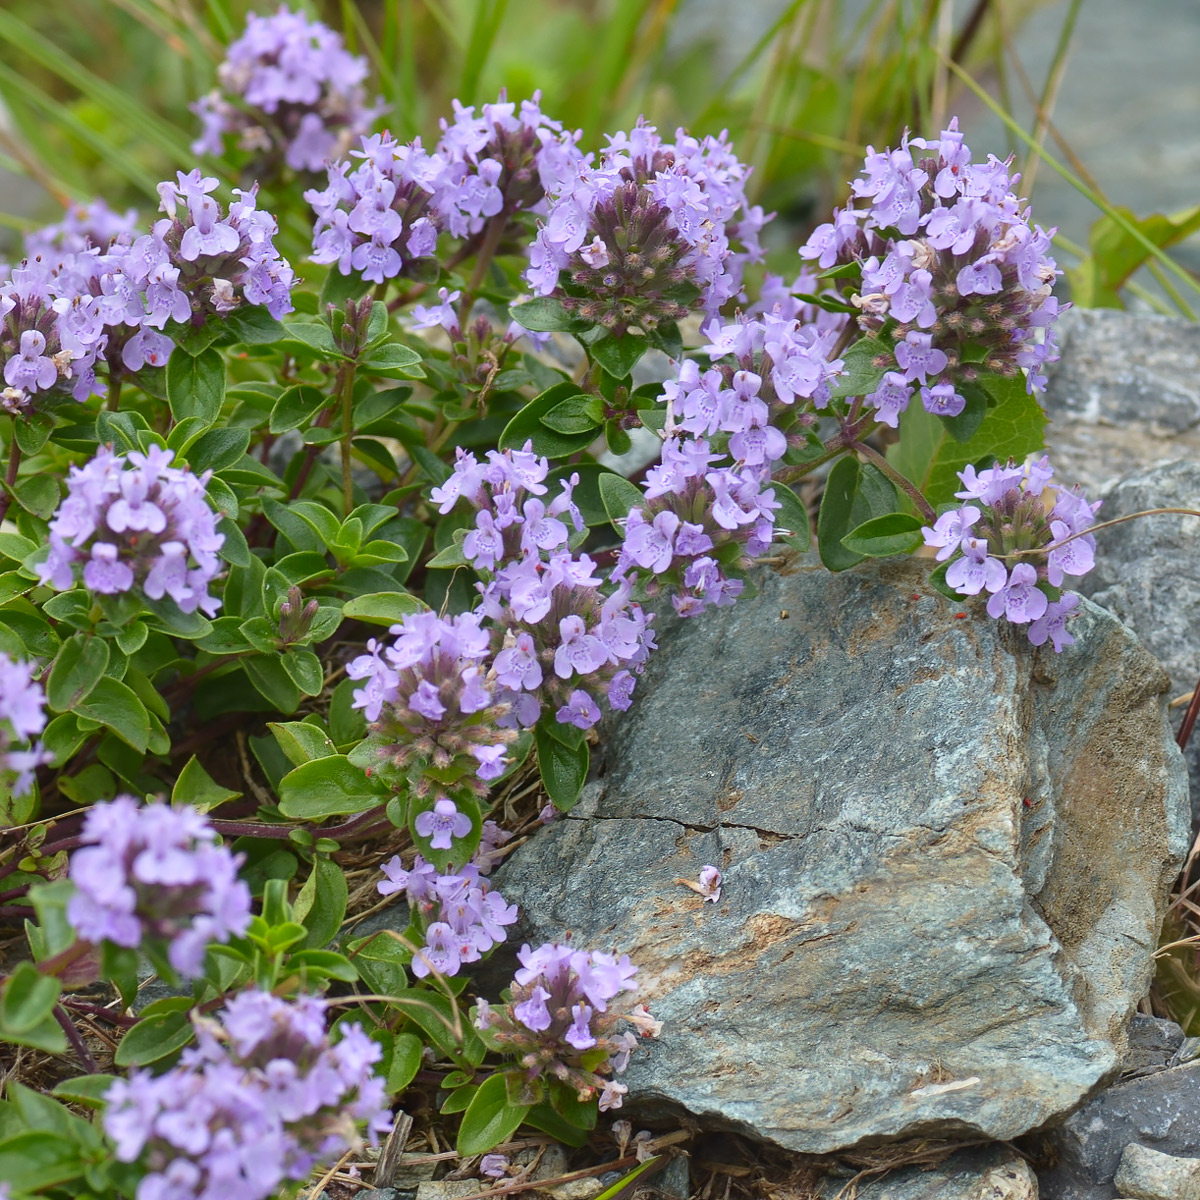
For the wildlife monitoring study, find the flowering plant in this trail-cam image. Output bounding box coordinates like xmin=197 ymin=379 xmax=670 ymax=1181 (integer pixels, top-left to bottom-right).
xmin=0 ymin=5 xmax=1109 ymax=1199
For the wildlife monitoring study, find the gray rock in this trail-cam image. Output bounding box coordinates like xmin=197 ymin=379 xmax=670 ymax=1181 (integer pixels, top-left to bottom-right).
xmin=496 ymin=558 xmax=1188 ymax=1154
xmin=818 ymin=1145 xmax=1036 ymax=1200
xmin=1033 ymin=1060 xmax=1200 ymax=1200
xmin=1074 ymin=459 xmax=1200 ymax=830
xmin=1125 ymin=1017 xmax=1187 ymax=1079
xmin=414 ymin=1182 xmax=485 ymax=1200
xmin=1042 ymin=310 xmax=1200 ymax=498
xmin=1115 ymin=1145 xmax=1200 ymax=1200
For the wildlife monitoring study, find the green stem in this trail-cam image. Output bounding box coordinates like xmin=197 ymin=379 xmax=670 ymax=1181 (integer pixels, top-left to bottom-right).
xmin=458 ymin=212 xmax=510 ymax=323
xmin=0 ymin=438 xmax=21 ymax=526
xmin=338 ymin=360 xmax=358 ymax=516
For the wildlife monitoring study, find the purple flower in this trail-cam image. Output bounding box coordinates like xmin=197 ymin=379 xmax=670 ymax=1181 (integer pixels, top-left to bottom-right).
xmin=192 ymin=6 xmax=381 ymax=174
xmin=37 ymin=446 xmax=224 ymax=616
xmin=0 ymin=651 xmax=48 ymax=797
xmin=414 ymin=797 xmax=472 ymax=850
xmin=986 ymin=562 xmax=1048 ymax=624
xmin=556 ymin=689 xmax=602 ymax=730
xmin=1027 ymin=593 xmax=1080 ymax=652
xmin=480 ymin=1154 xmax=510 ymax=1179
xmin=66 ymin=797 xmax=251 ymax=978
xmin=696 ymin=865 xmax=722 ymax=903
xmin=922 ymin=506 xmax=980 ymax=562
xmin=104 ymin=990 xmax=390 ymax=1200
xmin=945 ymin=537 xmax=1007 ymax=596
xmin=524 ymin=119 xmax=764 ymax=332
xmin=476 ymin=943 xmax=654 ymax=1109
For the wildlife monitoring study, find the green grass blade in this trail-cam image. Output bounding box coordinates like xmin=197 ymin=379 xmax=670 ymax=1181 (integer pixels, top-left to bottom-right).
xmin=460 ymin=0 xmax=508 ymax=105
xmin=0 ymin=62 xmax=160 ymax=199
xmin=0 ymin=8 xmax=194 ymax=167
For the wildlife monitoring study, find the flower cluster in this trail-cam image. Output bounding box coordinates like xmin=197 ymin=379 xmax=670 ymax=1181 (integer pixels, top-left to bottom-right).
xmin=144 ymin=170 xmax=296 ymax=324
xmin=922 ymin=456 xmax=1099 ymax=650
xmin=435 ymin=91 xmax=585 ymax=239
xmin=306 ymin=132 xmax=450 ymax=284
xmin=104 ymin=990 xmax=390 ymax=1200
xmin=0 ymin=651 xmax=48 ymax=798
xmin=66 ymin=796 xmax=251 ymax=978
xmin=525 ymin=119 xmax=766 ymax=332
xmin=38 ymin=445 xmax=225 ymax=616
xmin=615 ymin=436 xmax=780 ymax=618
xmin=1 ymin=256 xmax=109 ymax=410
xmin=377 ymin=850 xmax=519 ymax=978
xmin=475 ymin=942 xmax=659 ymax=1110
xmin=801 ymin=117 xmax=1062 ymax=426
xmin=432 ymin=444 xmax=656 ymax=729
xmin=347 ymin=609 xmax=516 ymax=791
xmin=191 ymin=5 xmax=381 ymax=173
xmin=23 ymin=198 xmax=139 ymax=260
xmin=1 ymin=176 xmax=294 ymax=406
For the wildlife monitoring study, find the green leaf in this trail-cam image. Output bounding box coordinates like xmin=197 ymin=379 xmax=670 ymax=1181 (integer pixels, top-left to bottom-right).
xmin=499 ymin=382 xmax=602 ymax=458
xmin=593 ymin=1158 xmax=662 ymax=1200
xmin=361 ymin=341 xmax=425 ymax=380
xmin=74 ymin=677 xmax=151 ymax=752
xmin=1068 ymin=202 xmax=1200 ymax=307
xmin=340 ymin=591 xmax=424 ymax=626
xmin=224 ymin=307 xmax=286 ymax=345
xmin=96 ymin=409 xmax=148 ymax=453
xmin=46 ymin=634 xmax=109 ymax=712
xmin=840 ymin=512 xmax=925 ymax=558
xmin=0 ymin=961 xmax=61 ymax=1034
xmin=184 ymin=428 xmax=251 ymax=473
xmin=816 ymin=457 xmax=898 ymax=572
xmin=542 ymin=394 xmax=606 ymax=436
xmin=281 ymin=649 xmax=324 ymax=696
xmin=298 ymin=857 xmax=348 ymax=949
xmin=0 ymin=1131 xmax=83 ymax=1192
xmin=269 ymin=384 xmax=330 ymax=434
xmin=9 ymin=474 xmax=59 ymax=519
xmin=524 ymin=1099 xmax=593 ymax=1147
xmin=535 ymin=721 xmax=590 ymax=812
xmin=270 ymin=721 xmax=337 ymax=767
xmin=280 ymin=319 xmax=344 ymax=359
xmin=598 ymin=473 xmax=645 ymax=526
xmin=828 ymin=335 xmax=892 ymax=401
xmin=114 ymin=1007 xmax=194 ymax=1067
xmin=388 ymin=1031 xmax=423 ymax=1092
xmin=589 ymin=331 xmax=648 ymax=380
xmin=320 ymin=267 xmax=370 ymax=308
xmin=888 ymin=376 xmax=1047 ymax=508
xmin=172 ymin=756 xmax=241 ymax=812
xmin=769 ymin=481 xmax=811 ymax=551
xmin=277 ymin=755 xmax=386 ymax=821
xmin=50 ymin=1073 xmax=117 ymax=1109
xmin=457 ymin=1073 xmax=532 ymax=1156
xmin=283 ymin=949 xmax=358 ymax=984
xmin=347 ymin=931 xmax=410 ymax=996
xmin=166 ymin=347 xmax=226 ymax=425
xmin=244 ymin=656 xmax=302 ymax=713
xmin=508 ymin=297 xmax=592 ymax=333
xmin=13 ymin=410 xmax=54 ymax=456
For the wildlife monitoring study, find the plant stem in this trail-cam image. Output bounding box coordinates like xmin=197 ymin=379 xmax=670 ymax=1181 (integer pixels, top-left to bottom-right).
xmin=0 ymin=439 xmax=21 ymax=526
xmin=53 ymin=1005 xmax=99 ymax=1073
xmin=852 ymin=440 xmax=936 ymax=522
xmin=338 ymin=360 xmax=358 ymax=516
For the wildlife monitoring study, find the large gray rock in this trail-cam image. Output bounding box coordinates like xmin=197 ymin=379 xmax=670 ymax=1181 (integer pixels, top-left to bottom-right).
xmin=1035 ymin=1061 xmax=1200 ymax=1200
xmin=1042 ymin=309 xmax=1200 ymax=498
xmin=1075 ymin=460 xmax=1200 ymax=830
xmin=497 ymin=558 xmax=1188 ymax=1154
